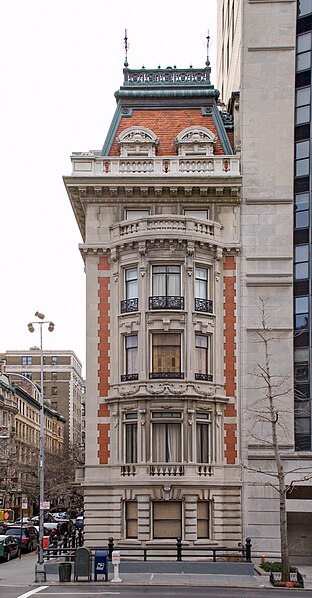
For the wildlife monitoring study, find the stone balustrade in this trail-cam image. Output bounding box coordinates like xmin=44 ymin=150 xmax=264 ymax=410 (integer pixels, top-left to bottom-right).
xmin=71 ymin=154 xmax=240 ymax=177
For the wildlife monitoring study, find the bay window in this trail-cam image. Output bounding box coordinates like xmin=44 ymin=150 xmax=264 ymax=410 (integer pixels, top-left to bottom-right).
xmin=124 ymin=413 xmax=137 ymax=463
xmin=121 ymin=335 xmax=138 ymax=381
xmin=196 ymin=412 xmax=211 ymax=463
xmin=195 ymin=334 xmax=212 ymax=381
xmin=150 ymin=333 xmax=183 ymax=379
xmin=195 ymin=266 xmax=213 ymax=313
xmin=121 ymin=267 xmax=138 ymax=313
xmin=150 ymin=265 xmax=184 ymax=310
xmin=151 ymin=412 xmax=182 ymax=463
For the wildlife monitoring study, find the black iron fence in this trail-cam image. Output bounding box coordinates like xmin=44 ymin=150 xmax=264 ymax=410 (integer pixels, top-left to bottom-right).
xmin=43 ymin=536 xmax=252 ymax=563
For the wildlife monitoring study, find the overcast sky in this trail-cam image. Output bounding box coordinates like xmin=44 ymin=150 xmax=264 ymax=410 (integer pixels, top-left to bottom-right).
xmin=1 ymin=1 xmax=218 ymax=376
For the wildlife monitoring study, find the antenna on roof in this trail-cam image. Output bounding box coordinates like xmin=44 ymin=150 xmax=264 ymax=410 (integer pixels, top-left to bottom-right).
xmin=206 ymin=30 xmax=210 ymax=67
xmin=124 ymin=28 xmax=129 ymax=68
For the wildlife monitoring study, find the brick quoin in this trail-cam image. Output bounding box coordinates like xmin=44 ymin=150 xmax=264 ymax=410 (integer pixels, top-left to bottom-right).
xmin=223 ymin=255 xmax=237 ymax=464
xmin=98 ymin=256 xmax=111 ymax=464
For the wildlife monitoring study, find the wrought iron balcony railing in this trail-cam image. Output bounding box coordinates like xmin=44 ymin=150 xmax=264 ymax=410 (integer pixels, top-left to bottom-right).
xmin=194 ymin=298 xmax=213 ymax=313
xmin=120 ymin=373 xmax=139 ymax=382
xmin=121 ymin=298 xmax=139 ymax=313
xmin=149 ymin=296 xmax=184 ymax=310
xmin=149 ymin=372 xmax=184 ymax=380
xmin=195 ymin=373 xmax=213 ymax=382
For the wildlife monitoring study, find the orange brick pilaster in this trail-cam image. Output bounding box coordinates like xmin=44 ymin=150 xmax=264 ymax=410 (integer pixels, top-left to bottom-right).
xmin=223 ymin=255 xmax=237 ymax=464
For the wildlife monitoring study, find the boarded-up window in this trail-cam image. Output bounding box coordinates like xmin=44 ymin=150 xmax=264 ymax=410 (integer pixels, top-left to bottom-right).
xmin=126 ymin=501 xmax=138 ymax=538
xmin=152 ymin=333 xmax=181 ymax=373
xmin=153 ymin=501 xmax=182 ymax=539
xmin=197 ymin=501 xmax=210 ymax=539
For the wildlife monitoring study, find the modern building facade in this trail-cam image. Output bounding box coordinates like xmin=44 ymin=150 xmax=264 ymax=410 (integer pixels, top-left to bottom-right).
xmin=64 ymin=61 xmax=245 ymax=546
xmin=217 ymin=0 xmax=312 ymax=561
xmin=5 ymin=349 xmax=84 ymax=449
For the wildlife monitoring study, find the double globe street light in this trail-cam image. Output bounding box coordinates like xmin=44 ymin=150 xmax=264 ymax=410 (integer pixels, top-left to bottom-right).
xmin=27 ymin=312 xmax=54 ymax=582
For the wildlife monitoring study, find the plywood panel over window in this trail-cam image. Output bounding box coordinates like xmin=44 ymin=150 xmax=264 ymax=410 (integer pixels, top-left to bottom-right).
xmin=153 ymin=501 xmax=182 ymax=539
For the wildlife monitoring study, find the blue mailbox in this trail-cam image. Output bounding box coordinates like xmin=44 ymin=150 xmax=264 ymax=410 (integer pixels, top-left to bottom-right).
xmin=94 ymin=549 xmax=108 ymax=581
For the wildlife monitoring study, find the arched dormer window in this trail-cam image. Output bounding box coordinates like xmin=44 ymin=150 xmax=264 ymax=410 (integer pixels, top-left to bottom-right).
xmin=175 ymin=126 xmax=217 ymax=157
xmin=118 ymin=127 xmax=159 ymax=158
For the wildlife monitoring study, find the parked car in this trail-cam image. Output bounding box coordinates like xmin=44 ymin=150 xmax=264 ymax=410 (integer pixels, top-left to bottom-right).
xmin=4 ymin=525 xmax=38 ymax=552
xmin=0 ymin=535 xmax=21 ymax=561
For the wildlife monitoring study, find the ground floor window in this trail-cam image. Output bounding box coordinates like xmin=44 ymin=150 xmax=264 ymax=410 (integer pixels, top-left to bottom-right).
xmin=153 ymin=501 xmax=182 ymax=539
xmin=197 ymin=501 xmax=210 ymax=539
xmin=125 ymin=501 xmax=138 ymax=538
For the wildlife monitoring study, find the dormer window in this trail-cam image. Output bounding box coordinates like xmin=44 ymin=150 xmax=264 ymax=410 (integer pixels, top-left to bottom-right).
xmin=175 ymin=126 xmax=217 ymax=157
xmin=118 ymin=127 xmax=159 ymax=157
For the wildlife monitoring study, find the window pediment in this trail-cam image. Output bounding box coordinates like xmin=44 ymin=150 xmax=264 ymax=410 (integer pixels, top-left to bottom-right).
xmin=175 ymin=126 xmax=217 ymax=157
xmin=118 ymin=127 xmax=159 ymax=157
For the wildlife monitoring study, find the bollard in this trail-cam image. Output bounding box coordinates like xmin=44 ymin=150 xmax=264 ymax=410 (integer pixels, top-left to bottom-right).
xmin=176 ymin=537 xmax=182 ymax=562
xmin=245 ymin=537 xmax=252 ymax=563
xmin=108 ymin=537 xmax=114 ymax=560
xmin=111 ymin=550 xmax=122 ymax=583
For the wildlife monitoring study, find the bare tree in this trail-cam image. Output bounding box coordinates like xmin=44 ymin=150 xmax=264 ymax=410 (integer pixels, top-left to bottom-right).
xmin=245 ymin=298 xmax=312 ymax=582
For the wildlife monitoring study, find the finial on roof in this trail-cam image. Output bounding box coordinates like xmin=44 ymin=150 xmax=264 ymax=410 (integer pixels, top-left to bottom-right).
xmin=124 ymin=28 xmax=129 ymax=67
xmin=206 ymin=30 xmax=210 ymax=67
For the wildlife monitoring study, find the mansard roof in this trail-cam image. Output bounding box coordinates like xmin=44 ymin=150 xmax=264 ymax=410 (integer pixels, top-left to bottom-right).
xmin=102 ymin=66 xmax=233 ymax=156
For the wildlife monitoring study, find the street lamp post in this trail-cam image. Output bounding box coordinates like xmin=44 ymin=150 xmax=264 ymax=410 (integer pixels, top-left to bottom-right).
xmin=27 ymin=311 xmax=54 ymax=582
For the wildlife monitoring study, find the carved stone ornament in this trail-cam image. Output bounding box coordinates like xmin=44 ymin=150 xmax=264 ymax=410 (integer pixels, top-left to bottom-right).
xmin=118 ymin=385 xmax=140 ymax=397
xmin=193 ymin=384 xmax=215 ymax=397
xmin=118 ymin=127 xmax=159 ymax=158
xmin=175 ymin=126 xmax=217 ymax=157
xmin=146 ymin=383 xmax=187 ymax=395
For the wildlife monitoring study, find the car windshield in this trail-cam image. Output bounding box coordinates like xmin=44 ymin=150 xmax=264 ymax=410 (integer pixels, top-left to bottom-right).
xmin=4 ymin=528 xmax=25 ymax=537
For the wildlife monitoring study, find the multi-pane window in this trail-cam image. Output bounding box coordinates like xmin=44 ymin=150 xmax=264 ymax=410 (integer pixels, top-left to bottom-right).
xmin=295 ymin=348 xmax=309 ymax=383
xmin=197 ymin=501 xmax=210 ymax=539
xmin=297 ymin=32 xmax=312 ymax=72
xmin=125 ymin=209 xmax=150 ymax=220
xmin=295 ymin=192 xmax=310 ymax=228
xmin=121 ymin=267 xmax=138 ymax=313
xmin=195 ymin=335 xmax=212 ymax=381
xmin=21 ymin=372 xmax=32 ymax=380
xmin=153 ymin=501 xmax=182 ymax=539
xmin=22 ymin=356 xmax=32 ymax=365
xmin=150 ymin=265 xmax=183 ymax=310
xmin=51 ymin=387 xmax=58 ymax=396
xmin=295 ymin=245 xmax=309 ymax=279
xmin=124 ymin=413 xmax=137 ymax=463
xmin=51 ymin=372 xmax=57 ymax=381
xmin=184 ymin=209 xmax=209 ymax=220
xmin=295 ymin=296 xmax=309 ymax=330
xmin=121 ymin=335 xmax=138 ymax=382
xmin=298 ymin=0 xmax=312 ymax=17
xmin=295 ymin=140 xmax=310 ymax=177
xmin=151 ymin=412 xmax=182 ymax=462
xmin=195 ymin=267 xmax=212 ymax=313
xmin=296 ymin=88 xmax=310 ymax=125
xmin=196 ymin=413 xmax=211 ymax=463
xmin=125 ymin=501 xmax=138 ymax=538
xmin=150 ymin=333 xmax=183 ymax=379
xmin=51 ymin=356 xmax=58 ymax=365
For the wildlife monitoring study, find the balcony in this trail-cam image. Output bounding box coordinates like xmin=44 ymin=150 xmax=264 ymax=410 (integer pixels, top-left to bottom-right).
xmin=72 ymin=154 xmax=240 ymax=178
xmin=149 ymin=296 xmax=184 ymax=310
xmin=195 ymin=298 xmax=213 ymax=313
xmin=111 ymin=215 xmax=222 ymax=247
xmin=150 ymin=464 xmax=184 ymax=476
xmin=120 ymin=298 xmax=139 ymax=314
xmin=120 ymin=373 xmax=139 ymax=382
xmin=149 ymin=372 xmax=184 ymax=380
xmin=195 ymin=373 xmax=213 ymax=382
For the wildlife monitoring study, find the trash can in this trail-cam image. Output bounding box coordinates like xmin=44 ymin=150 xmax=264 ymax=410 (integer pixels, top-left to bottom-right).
xmin=94 ymin=549 xmax=108 ymax=581
xmin=59 ymin=561 xmax=72 ymax=582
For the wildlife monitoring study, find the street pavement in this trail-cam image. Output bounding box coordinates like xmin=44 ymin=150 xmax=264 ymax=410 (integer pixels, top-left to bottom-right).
xmin=1 ymin=552 xmax=312 ymax=591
